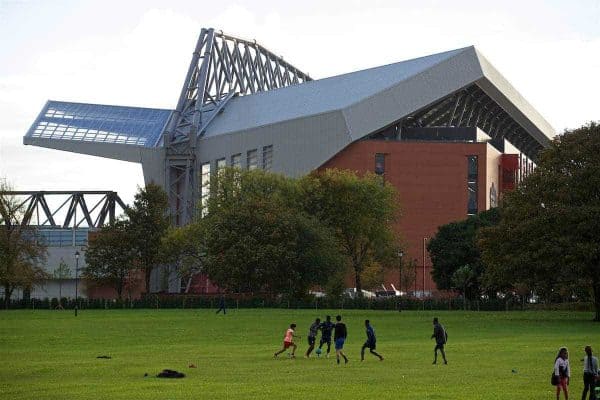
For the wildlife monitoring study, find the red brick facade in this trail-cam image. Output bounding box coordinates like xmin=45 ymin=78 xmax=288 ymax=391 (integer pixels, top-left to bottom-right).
xmin=320 ymin=140 xmax=502 ymax=295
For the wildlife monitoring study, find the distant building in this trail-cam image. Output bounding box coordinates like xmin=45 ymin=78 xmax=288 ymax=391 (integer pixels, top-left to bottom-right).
xmin=23 ymin=28 xmax=554 ymax=296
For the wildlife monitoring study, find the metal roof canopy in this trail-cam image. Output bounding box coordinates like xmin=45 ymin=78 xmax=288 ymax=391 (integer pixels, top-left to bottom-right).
xmin=25 ymin=101 xmax=172 ymax=148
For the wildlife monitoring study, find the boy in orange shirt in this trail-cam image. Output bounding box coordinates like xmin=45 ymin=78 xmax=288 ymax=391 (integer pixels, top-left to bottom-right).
xmin=274 ymin=323 xmax=299 ymax=358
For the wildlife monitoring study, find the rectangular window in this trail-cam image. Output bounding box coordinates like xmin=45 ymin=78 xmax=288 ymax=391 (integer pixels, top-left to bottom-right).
xmin=467 ymin=155 xmax=478 ymax=215
xmin=216 ymin=158 xmax=226 ymax=172
xmin=200 ymin=162 xmax=211 ymax=216
xmin=262 ymin=145 xmax=273 ymax=171
xmin=231 ymin=153 xmax=242 ymax=169
xmin=375 ymin=153 xmax=385 ymax=176
xmin=247 ymin=149 xmax=258 ymax=170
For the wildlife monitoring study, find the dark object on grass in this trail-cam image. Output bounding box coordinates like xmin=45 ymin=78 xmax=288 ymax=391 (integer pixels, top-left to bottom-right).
xmin=157 ymin=369 xmax=185 ymax=378
xmin=144 ymin=373 xmax=148 ymax=377
xmin=96 ymin=355 xmax=112 ymax=359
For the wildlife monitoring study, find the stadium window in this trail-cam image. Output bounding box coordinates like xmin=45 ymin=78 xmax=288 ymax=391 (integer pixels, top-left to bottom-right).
xmin=200 ymin=162 xmax=211 ymax=216
xmin=231 ymin=153 xmax=242 ymax=169
xmin=216 ymin=158 xmax=226 ymax=172
xmin=247 ymin=149 xmax=258 ymax=170
xmin=374 ymin=153 xmax=385 ymax=176
xmin=262 ymin=145 xmax=273 ymax=171
xmin=467 ymin=155 xmax=478 ymax=215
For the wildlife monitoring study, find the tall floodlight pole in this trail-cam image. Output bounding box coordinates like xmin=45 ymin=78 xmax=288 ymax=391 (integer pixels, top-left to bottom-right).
xmin=74 ymin=251 xmax=79 ymax=317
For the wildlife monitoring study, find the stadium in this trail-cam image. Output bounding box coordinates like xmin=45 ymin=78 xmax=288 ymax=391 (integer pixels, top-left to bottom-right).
xmin=22 ymin=28 xmax=554 ymax=297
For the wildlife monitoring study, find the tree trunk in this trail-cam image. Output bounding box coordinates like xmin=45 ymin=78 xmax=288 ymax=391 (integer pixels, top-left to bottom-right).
xmin=145 ymin=266 xmax=151 ymax=294
xmin=355 ymin=267 xmax=363 ymax=298
xmin=4 ymin=284 xmax=12 ymax=309
xmin=593 ymin=280 xmax=600 ymax=322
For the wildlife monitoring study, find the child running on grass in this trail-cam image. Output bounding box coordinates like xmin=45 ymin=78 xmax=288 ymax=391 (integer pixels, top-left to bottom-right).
xmin=318 ymin=315 xmax=335 ymax=358
xmin=305 ymin=318 xmax=321 ymax=358
xmin=361 ymin=320 xmax=383 ymax=361
xmin=274 ymin=323 xmax=299 ymax=358
xmin=334 ymin=315 xmax=349 ymax=365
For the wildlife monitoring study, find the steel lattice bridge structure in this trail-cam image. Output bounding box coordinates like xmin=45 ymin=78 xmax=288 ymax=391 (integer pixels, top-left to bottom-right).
xmin=0 ymin=191 xmax=126 ymax=229
xmin=24 ymin=27 xmax=555 ymax=227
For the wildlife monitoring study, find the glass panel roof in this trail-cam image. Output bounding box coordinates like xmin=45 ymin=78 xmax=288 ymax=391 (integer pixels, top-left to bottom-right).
xmin=25 ymin=101 xmax=173 ymax=148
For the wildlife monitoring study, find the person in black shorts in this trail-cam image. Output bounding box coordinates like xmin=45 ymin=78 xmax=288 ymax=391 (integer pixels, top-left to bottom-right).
xmin=305 ymin=318 xmax=321 ymax=358
xmin=318 ymin=315 xmax=335 ymax=358
xmin=431 ymin=317 xmax=448 ymax=364
xmin=361 ymin=320 xmax=383 ymax=361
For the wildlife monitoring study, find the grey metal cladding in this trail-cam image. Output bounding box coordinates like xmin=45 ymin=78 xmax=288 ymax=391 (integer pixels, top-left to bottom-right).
xmin=201 ymin=47 xmax=471 ymax=138
xmin=198 ymin=110 xmax=350 ymax=177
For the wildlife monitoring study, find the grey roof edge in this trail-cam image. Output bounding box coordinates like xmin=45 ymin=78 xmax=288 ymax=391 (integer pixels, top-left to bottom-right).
xmin=199 ymin=108 xmax=350 ymax=142
xmin=473 ymin=48 xmax=555 ymax=145
xmin=23 ymin=136 xmax=159 ymax=163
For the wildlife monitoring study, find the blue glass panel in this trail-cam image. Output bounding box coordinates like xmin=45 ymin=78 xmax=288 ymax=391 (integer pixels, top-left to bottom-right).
xmin=25 ymin=101 xmax=173 ymax=148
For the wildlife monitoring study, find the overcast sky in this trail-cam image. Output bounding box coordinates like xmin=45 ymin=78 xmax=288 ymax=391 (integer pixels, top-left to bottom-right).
xmin=1 ymin=0 xmax=599 ymax=204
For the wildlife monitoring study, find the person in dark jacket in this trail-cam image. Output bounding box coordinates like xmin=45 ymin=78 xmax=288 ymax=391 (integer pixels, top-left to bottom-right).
xmin=361 ymin=320 xmax=383 ymax=361
xmin=318 ymin=315 xmax=335 ymax=358
xmin=431 ymin=317 xmax=448 ymax=364
xmin=216 ymin=295 xmax=226 ymax=314
xmin=334 ymin=315 xmax=349 ymax=364
xmin=582 ymin=345 xmax=598 ymax=400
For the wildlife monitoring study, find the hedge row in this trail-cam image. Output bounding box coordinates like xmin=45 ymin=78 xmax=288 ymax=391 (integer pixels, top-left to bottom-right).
xmin=4 ymin=295 xmax=594 ymax=312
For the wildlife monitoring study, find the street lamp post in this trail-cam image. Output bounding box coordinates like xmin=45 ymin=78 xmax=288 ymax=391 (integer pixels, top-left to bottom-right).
xmin=397 ymin=250 xmax=404 ymax=292
xmin=74 ymin=251 xmax=79 ymax=317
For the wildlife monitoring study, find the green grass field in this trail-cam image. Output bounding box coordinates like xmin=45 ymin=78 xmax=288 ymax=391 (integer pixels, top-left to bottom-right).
xmin=0 ymin=309 xmax=597 ymax=399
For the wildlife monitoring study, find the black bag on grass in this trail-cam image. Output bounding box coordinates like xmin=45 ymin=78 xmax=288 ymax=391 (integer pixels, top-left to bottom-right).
xmin=157 ymin=369 xmax=185 ymax=378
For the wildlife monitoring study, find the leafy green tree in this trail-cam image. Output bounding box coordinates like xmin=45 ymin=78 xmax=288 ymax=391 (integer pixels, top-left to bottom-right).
xmin=53 ymin=259 xmax=70 ymax=307
xmin=300 ymin=169 xmax=399 ymax=296
xmin=187 ymin=168 xmax=343 ymax=297
xmin=126 ymin=183 xmax=170 ymax=294
xmin=83 ymin=220 xmax=138 ymax=300
xmin=0 ymin=182 xmax=48 ymax=308
xmin=427 ymin=208 xmax=500 ymax=299
xmin=452 ymin=265 xmax=476 ymax=309
xmin=161 ymin=223 xmax=205 ymax=293
xmin=479 ymin=122 xmax=600 ymax=321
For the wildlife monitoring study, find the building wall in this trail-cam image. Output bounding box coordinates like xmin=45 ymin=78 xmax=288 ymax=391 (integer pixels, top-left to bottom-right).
xmin=320 ymin=140 xmax=496 ymax=294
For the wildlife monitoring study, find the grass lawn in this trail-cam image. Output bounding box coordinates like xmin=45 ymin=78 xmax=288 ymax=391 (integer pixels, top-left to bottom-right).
xmin=0 ymin=308 xmax=597 ymax=399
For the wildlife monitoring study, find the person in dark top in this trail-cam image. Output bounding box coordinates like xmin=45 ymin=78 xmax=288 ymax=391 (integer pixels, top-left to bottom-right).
xmin=318 ymin=315 xmax=335 ymax=357
xmin=431 ymin=317 xmax=448 ymax=365
xmin=216 ymin=295 xmax=226 ymax=314
xmin=334 ymin=315 xmax=349 ymax=364
xmin=361 ymin=320 xmax=383 ymax=361
xmin=305 ymin=318 xmax=321 ymax=358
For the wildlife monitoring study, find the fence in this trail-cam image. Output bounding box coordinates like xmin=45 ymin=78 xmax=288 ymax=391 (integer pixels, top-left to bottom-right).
xmin=4 ymin=295 xmax=594 ymax=312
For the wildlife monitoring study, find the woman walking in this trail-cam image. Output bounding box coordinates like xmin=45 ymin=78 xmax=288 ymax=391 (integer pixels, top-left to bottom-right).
xmin=582 ymin=346 xmax=599 ymax=400
xmin=554 ymin=347 xmax=571 ymax=400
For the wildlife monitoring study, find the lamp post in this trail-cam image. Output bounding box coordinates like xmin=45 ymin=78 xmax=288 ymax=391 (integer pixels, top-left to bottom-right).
xmin=397 ymin=250 xmax=404 ymax=293
xmin=74 ymin=251 xmax=79 ymax=317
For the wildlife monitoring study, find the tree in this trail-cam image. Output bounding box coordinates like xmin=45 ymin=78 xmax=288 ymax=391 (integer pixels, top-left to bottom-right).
xmin=300 ymin=169 xmax=399 ymax=296
xmin=400 ymin=258 xmax=418 ymax=294
xmin=126 ymin=183 xmax=170 ymax=294
xmin=186 ymin=168 xmax=344 ymax=297
xmin=479 ymin=122 xmax=600 ymax=321
xmin=452 ymin=265 xmax=476 ymax=310
xmin=83 ymin=220 xmax=138 ymax=300
xmin=161 ymin=223 xmax=205 ymax=293
xmin=53 ymin=259 xmax=70 ymax=308
xmin=427 ymin=208 xmax=500 ymax=299
xmin=0 ymin=183 xmax=48 ymax=308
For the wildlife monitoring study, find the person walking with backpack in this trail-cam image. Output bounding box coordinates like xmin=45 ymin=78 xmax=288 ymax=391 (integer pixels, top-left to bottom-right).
xmin=554 ymin=347 xmax=570 ymax=400
xmin=582 ymin=346 xmax=599 ymax=400
xmin=431 ymin=317 xmax=448 ymax=365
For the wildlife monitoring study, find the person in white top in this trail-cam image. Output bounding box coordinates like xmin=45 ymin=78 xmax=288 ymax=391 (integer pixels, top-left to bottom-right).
xmin=554 ymin=347 xmax=570 ymax=400
xmin=582 ymin=345 xmax=599 ymax=400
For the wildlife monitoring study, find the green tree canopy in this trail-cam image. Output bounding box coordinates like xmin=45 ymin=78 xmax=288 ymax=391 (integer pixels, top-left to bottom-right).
xmin=186 ymin=168 xmax=344 ymax=297
xmin=427 ymin=208 xmax=500 ymax=299
xmin=0 ymin=183 xmax=48 ymax=308
xmin=300 ymin=169 xmax=400 ymax=295
xmin=479 ymin=122 xmax=600 ymax=321
xmin=83 ymin=220 xmax=138 ymax=300
xmin=126 ymin=183 xmax=170 ymax=294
